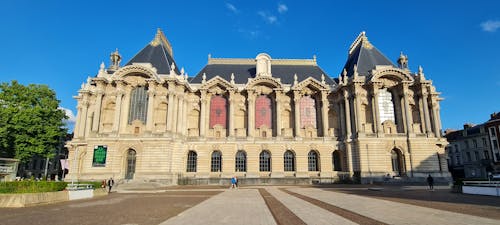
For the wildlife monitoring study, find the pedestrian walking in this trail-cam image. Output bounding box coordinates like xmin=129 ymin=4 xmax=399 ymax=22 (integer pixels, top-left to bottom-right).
xmin=107 ymin=177 xmax=115 ymax=193
xmin=427 ymin=174 xmax=434 ymax=190
xmin=235 ymin=176 xmax=238 ymax=189
xmin=230 ymin=176 xmax=236 ymax=189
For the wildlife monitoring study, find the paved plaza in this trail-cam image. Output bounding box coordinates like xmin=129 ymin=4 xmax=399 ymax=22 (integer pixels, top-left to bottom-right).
xmin=0 ymin=186 xmax=499 ymax=225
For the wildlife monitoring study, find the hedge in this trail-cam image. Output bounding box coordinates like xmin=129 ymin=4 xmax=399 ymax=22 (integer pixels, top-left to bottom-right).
xmin=0 ymin=181 xmax=68 ymax=193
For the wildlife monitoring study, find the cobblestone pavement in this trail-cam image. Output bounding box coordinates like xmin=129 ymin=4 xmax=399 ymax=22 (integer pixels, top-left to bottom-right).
xmin=1 ymin=186 xmax=499 ymax=225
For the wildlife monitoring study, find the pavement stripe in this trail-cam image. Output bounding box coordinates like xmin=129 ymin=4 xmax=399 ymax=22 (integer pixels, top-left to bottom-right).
xmin=290 ymin=188 xmax=500 ymax=225
xmin=258 ymin=188 xmax=306 ymax=225
xmin=265 ymin=187 xmax=358 ymax=225
xmin=159 ymin=189 xmax=276 ymax=225
xmin=282 ymin=188 xmax=386 ymax=225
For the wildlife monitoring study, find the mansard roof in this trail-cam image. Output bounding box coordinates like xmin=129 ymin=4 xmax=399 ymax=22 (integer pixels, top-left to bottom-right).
xmin=125 ymin=29 xmax=180 ymax=75
xmin=342 ymin=32 xmax=395 ymax=77
xmin=191 ymin=57 xmax=336 ymax=85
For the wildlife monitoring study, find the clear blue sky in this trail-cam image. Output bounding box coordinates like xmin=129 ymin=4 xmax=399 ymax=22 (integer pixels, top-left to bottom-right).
xmin=0 ymin=1 xmax=499 ymax=132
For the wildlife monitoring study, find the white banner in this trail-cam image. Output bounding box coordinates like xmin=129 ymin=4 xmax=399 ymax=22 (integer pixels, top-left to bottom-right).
xmin=60 ymin=159 xmax=69 ymax=170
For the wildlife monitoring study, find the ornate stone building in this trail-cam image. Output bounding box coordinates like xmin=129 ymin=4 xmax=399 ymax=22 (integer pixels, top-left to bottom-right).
xmin=66 ymin=29 xmax=450 ymax=184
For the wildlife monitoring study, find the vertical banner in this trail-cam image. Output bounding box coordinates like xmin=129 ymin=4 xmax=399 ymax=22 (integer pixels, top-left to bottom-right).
xmin=92 ymin=145 xmax=107 ymax=167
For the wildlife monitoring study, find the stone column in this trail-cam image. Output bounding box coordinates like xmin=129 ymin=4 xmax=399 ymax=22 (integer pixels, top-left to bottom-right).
xmin=422 ymin=92 xmax=432 ymax=136
xmin=146 ymin=88 xmax=156 ymax=132
xmin=92 ymin=91 xmax=104 ymax=132
xmin=275 ymin=91 xmax=282 ymax=137
xmin=112 ymin=89 xmax=124 ymax=133
xmin=247 ymin=90 xmax=256 ymax=137
xmin=78 ymin=95 xmax=90 ymax=138
xmin=372 ymin=85 xmax=383 ymax=134
xmin=353 ymin=89 xmax=362 ymax=134
xmin=321 ymin=91 xmax=329 ymax=137
xmin=293 ymin=91 xmax=301 ymax=138
xmin=345 ymin=143 xmax=353 ymax=174
xmin=431 ymin=98 xmax=441 ymax=137
xmin=176 ymin=93 xmax=184 ymax=134
xmin=338 ymin=100 xmax=345 ymax=138
xmin=402 ymin=83 xmax=413 ymax=135
xmin=119 ymin=88 xmax=131 ymax=133
xmin=199 ymin=90 xmax=207 ymax=137
xmin=418 ymin=97 xmax=426 ymax=134
xmin=74 ymin=100 xmax=82 ymax=137
xmin=343 ymin=90 xmax=352 ymax=139
xmin=166 ymin=83 xmax=175 ymax=132
xmin=228 ymin=90 xmax=235 ymax=137
xmin=182 ymin=97 xmax=188 ymax=135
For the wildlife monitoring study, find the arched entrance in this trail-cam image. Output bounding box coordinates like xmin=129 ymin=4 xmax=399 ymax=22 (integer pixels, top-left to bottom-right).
xmin=391 ymin=148 xmax=405 ymax=176
xmin=125 ymin=149 xmax=137 ymax=179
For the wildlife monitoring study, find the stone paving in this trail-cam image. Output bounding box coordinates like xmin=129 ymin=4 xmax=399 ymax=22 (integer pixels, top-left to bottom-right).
xmin=1 ymin=186 xmax=499 ymax=225
xmin=159 ymin=186 xmax=500 ymax=225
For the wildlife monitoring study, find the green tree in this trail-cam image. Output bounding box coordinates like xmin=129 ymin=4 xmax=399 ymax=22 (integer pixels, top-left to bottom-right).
xmin=0 ymin=80 xmax=68 ymax=162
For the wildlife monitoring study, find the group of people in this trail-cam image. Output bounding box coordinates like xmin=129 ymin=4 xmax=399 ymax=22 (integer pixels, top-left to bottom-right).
xmin=101 ymin=177 xmax=115 ymax=193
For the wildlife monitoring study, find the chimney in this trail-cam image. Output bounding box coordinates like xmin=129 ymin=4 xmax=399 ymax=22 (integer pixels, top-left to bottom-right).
xmin=463 ymin=123 xmax=473 ymax=129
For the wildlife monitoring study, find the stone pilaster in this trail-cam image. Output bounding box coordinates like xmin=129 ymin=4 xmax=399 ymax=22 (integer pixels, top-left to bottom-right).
xmin=199 ymin=90 xmax=207 ymax=137
xmin=146 ymin=85 xmax=156 ymax=132
xmin=293 ymin=91 xmax=301 ymax=138
xmin=112 ymin=84 xmax=124 ymax=133
xmin=402 ymin=83 xmax=413 ymax=135
xmin=228 ymin=90 xmax=235 ymax=137
xmin=321 ymin=91 xmax=329 ymax=137
xmin=247 ymin=90 xmax=256 ymax=138
xmin=92 ymin=90 xmax=104 ymax=133
xmin=275 ymin=90 xmax=283 ymax=137
xmin=343 ymin=89 xmax=352 ymax=140
xmin=422 ymin=91 xmax=432 ymax=136
xmin=176 ymin=93 xmax=184 ymax=134
xmin=166 ymin=82 xmax=176 ymax=132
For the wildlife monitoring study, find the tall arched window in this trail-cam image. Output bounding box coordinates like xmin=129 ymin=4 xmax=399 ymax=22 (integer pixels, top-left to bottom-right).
xmin=308 ymin=150 xmax=319 ymax=171
xmin=186 ymin=151 xmax=197 ymax=172
xmin=391 ymin=149 xmax=404 ymax=175
xmin=128 ymin=86 xmax=149 ymax=124
xmin=255 ymin=95 xmax=272 ymax=128
xmin=211 ymin=151 xmax=222 ymax=172
xmin=332 ymin=151 xmax=342 ymax=171
xmin=300 ymin=95 xmax=317 ymax=128
xmin=284 ymin=150 xmax=295 ymax=172
xmin=210 ymin=95 xmax=227 ymax=128
xmin=259 ymin=150 xmax=271 ymax=172
xmin=235 ymin=150 xmax=247 ymax=172
xmin=378 ymin=88 xmax=396 ymax=123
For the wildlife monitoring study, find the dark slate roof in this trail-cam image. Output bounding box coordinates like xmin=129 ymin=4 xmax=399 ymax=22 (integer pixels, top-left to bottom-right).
xmin=125 ymin=31 xmax=180 ymax=75
xmin=342 ymin=33 xmax=395 ymax=77
xmin=191 ymin=63 xmax=336 ymax=85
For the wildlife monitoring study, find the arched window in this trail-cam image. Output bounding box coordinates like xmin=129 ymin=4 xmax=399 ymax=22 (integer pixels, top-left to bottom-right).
xmin=378 ymin=88 xmax=396 ymax=123
xmin=308 ymin=150 xmax=319 ymax=171
xmin=255 ymin=95 xmax=272 ymax=129
xmin=186 ymin=151 xmax=197 ymax=172
xmin=210 ymin=95 xmax=227 ymax=128
xmin=211 ymin=151 xmax=222 ymax=172
xmin=125 ymin=149 xmax=136 ymax=179
xmin=235 ymin=150 xmax=247 ymax=172
xmin=332 ymin=151 xmax=342 ymax=171
xmin=128 ymin=86 xmax=149 ymax=124
xmin=391 ymin=149 xmax=404 ymax=175
xmin=284 ymin=150 xmax=295 ymax=172
xmin=300 ymin=95 xmax=317 ymax=128
xmin=259 ymin=151 xmax=271 ymax=172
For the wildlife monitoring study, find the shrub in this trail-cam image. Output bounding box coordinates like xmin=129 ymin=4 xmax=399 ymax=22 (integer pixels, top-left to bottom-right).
xmin=0 ymin=181 xmax=68 ymax=193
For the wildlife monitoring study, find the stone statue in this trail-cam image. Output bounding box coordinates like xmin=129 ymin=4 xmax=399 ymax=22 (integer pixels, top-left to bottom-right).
xmin=398 ymin=52 xmax=408 ymax=69
xmin=110 ymin=48 xmax=121 ymax=70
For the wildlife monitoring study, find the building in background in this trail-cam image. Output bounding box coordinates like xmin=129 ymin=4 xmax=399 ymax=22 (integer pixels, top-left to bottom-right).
xmin=66 ymin=29 xmax=450 ymax=184
xmin=485 ymin=112 xmax=500 ymax=173
xmin=445 ymin=124 xmax=492 ymax=179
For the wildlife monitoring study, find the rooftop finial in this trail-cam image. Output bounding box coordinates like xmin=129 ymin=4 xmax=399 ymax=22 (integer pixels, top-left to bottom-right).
xmin=398 ymin=51 xmax=409 ymax=70
xmin=294 ymin=73 xmax=298 ymax=85
xmin=109 ymin=48 xmax=121 ymax=71
xmin=230 ymin=73 xmax=235 ymax=84
xmin=321 ymin=74 xmax=325 ymax=84
xmin=418 ymin=65 xmax=425 ymax=80
xmin=202 ymin=72 xmax=207 ymax=84
xmin=353 ymin=64 xmax=358 ymax=78
xmin=313 ymin=54 xmax=317 ymax=62
xmin=181 ymin=67 xmax=185 ymax=75
xmin=342 ymin=68 xmax=347 ymax=85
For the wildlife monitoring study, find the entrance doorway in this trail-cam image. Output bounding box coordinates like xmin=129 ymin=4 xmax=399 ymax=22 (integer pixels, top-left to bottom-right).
xmin=126 ymin=149 xmax=136 ymax=179
xmin=391 ymin=149 xmax=405 ymax=176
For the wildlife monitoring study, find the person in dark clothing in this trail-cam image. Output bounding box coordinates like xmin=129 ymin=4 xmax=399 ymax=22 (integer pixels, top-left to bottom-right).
xmin=107 ymin=177 xmax=114 ymax=193
xmin=427 ymin=174 xmax=434 ymax=190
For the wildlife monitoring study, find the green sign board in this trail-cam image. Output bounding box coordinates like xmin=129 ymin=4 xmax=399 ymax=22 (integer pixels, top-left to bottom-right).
xmin=92 ymin=145 xmax=107 ymax=167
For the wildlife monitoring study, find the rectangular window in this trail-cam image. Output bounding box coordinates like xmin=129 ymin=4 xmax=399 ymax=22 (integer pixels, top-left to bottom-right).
xmin=466 ymin=152 xmax=471 ymax=162
xmin=92 ymin=145 xmax=107 ymax=167
xmin=484 ymin=151 xmax=490 ymax=160
xmin=464 ymin=140 xmax=469 ymax=149
xmin=474 ymin=151 xmax=479 ymax=161
xmin=483 ymin=138 xmax=488 ymax=147
xmin=473 ymin=140 xmax=477 ymax=148
xmin=493 ymin=140 xmax=499 ymax=150
xmin=490 ymin=127 xmax=497 ymax=137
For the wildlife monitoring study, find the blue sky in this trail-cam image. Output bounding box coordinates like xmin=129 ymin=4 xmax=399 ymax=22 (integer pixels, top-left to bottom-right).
xmin=0 ymin=1 xmax=499 ymax=132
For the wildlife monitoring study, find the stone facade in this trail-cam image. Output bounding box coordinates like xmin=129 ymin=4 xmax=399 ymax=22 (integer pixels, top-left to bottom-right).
xmin=66 ymin=29 xmax=450 ymax=184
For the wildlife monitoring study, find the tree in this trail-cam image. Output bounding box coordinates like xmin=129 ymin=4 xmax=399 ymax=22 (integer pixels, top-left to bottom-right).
xmin=0 ymin=80 xmax=68 ymax=162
